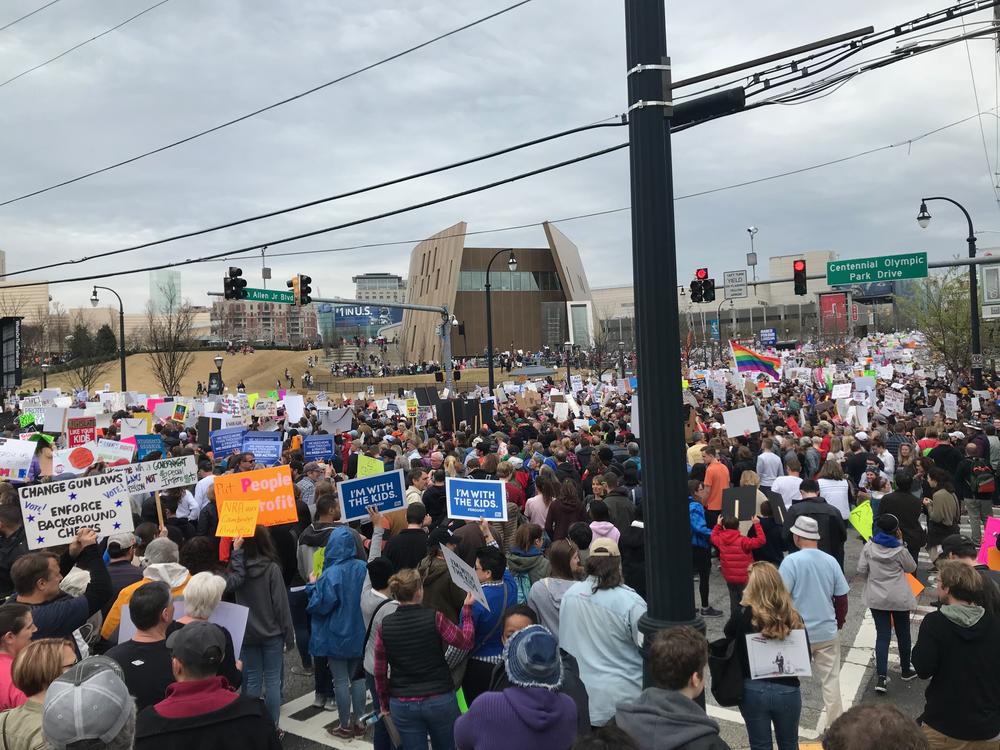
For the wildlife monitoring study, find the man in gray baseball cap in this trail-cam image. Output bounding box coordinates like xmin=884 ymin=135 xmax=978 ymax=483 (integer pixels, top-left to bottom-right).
xmin=42 ymin=655 xmax=135 ymax=750
xmin=134 ymin=621 xmax=280 ymax=749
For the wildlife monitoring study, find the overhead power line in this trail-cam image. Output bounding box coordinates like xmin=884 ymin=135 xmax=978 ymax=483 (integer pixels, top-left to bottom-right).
xmin=0 ymin=0 xmax=172 ymax=90
xmin=0 ymin=0 xmax=63 ymax=33
xmin=0 ymin=141 xmax=628 ymax=290
xmin=0 ymin=0 xmax=535 ymax=207
xmin=0 ymin=118 xmax=625 ymax=279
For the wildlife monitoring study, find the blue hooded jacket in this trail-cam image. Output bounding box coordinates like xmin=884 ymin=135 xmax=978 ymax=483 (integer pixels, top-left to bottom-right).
xmin=306 ymin=526 xmax=368 ymax=659
xmin=689 ymin=499 xmax=712 ymax=549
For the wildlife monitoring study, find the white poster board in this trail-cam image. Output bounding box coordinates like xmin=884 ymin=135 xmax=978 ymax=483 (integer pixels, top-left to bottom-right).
xmin=831 ymin=383 xmax=852 ymax=400
xmin=746 ymin=630 xmax=812 ymax=679
xmin=119 ymin=600 xmax=249 ymax=655
xmin=18 ymin=474 xmax=133 ymax=549
xmin=722 ymin=406 xmax=761 ymax=436
xmin=0 ymin=438 xmax=37 ymax=482
xmin=440 ymin=543 xmax=488 ymax=610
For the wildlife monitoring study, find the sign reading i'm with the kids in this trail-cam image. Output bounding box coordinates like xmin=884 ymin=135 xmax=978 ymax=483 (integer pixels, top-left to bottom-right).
xmin=445 ymin=477 xmax=508 ymax=522
xmin=336 ymin=470 xmax=405 ymax=523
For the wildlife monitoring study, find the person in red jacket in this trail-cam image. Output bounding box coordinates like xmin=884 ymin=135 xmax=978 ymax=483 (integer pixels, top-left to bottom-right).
xmin=711 ymin=515 xmax=766 ymax=618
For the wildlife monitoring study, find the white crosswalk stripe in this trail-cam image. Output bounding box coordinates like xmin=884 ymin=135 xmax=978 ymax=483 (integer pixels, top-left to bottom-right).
xmin=280 ymin=693 xmax=374 ymax=748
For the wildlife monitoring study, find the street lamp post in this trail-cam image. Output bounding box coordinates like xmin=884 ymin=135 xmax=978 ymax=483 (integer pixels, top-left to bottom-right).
xmin=917 ymin=197 xmax=983 ymax=388
xmin=40 ymin=363 xmax=49 ymax=389
xmin=484 ymin=250 xmax=517 ymax=393
xmin=618 ymin=341 xmax=626 ymax=379
xmin=90 ymin=286 xmax=127 ymax=391
xmin=213 ymin=355 xmax=224 ymax=392
xmin=564 ymin=341 xmax=572 ymax=388
xmin=746 ymin=226 xmax=759 ymax=282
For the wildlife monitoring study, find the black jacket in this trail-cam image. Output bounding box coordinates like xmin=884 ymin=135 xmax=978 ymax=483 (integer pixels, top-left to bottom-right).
xmin=782 ymin=497 xmax=847 ymax=568
xmin=135 ymin=691 xmax=280 ymax=750
xmin=0 ymin=526 xmax=28 ymax=598
xmin=619 ymin=523 xmax=645 ymax=598
xmin=422 ymin=484 xmax=448 ymax=528
xmin=912 ymin=607 xmax=1000 ymax=741
xmin=877 ymin=491 xmax=926 ymax=550
xmin=603 ymin=489 xmax=635 ymax=537
xmin=490 ymin=648 xmax=591 ymax=736
xmin=748 ymin=516 xmax=784 ymax=566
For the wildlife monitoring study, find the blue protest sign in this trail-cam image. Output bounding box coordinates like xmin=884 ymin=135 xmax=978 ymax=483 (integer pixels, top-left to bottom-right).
xmin=760 ymin=328 xmax=777 ymax=346
xmin=336 ymin=469 xmax=405 ymax=522
xmin=303 ymin=434 xmax=334 ymax=463
xmin=209 ymin=427 xmax=246 ymax=459
xmin=446 ymin=477 xmax=508 ymax=522
xmin=135 ymin=434 xmax=164 ymax=460
xmin=241 ymin=432 xmax=282 ymax=466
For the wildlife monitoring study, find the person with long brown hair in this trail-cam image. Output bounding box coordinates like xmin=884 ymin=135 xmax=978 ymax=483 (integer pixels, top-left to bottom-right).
xmin=527 ymin=539 xmax=583 ymax=635
xmin=724 ymin=562 xmax=805 ymax=750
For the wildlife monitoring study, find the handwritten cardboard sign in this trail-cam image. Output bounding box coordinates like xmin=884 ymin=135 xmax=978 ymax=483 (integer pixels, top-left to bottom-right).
xmin=18 ymin=474 xmax=133 ymax=549
xmin=216 ymin=499 xmax=261 ymax=537
xmin=214 ymin=465 xmax=297 ymax=527
xmin=441 ymin=543 xmax=488 ymax=610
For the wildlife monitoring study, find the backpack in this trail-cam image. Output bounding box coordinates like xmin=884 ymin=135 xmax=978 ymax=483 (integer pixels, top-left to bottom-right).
xmin=513 ymin=572 xmax=532 ymax=604
xmin=971 ymin=458 xmax=996 ymax=497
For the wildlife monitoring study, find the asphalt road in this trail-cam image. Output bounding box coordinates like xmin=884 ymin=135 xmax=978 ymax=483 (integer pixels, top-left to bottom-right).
xmin=275 ymin=521 xmax=955 ymax=750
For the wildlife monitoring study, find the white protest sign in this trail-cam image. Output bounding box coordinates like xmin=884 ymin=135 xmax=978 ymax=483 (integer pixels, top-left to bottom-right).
xmin=106 ymin=456 xmax=199 ymax=495
xmin=286 ymin=395 xmax=308 ymax=423
xmin=318 ymin=407 xmax=353 ymax=434
xmin=42 ymin=407 xmax=67 ymax=433
xmin=722 ymin=406 xmax=761 ymax=436
xmin=831 ymin=383 xmax=852 ymax=400
xmin=94 ymin=439 xmax=135 ymax=467
xmin=746 ymin=630 xmax=812 ymax=679
xmin=631 ymin=394 xmax=639 ymax=438
xmin=553 ymin=402 xmax=569 ymax=422
xmin=944 ymin=393 xmax=959 ymax=420
xmin=18 ymin=474 xmax=133 ymax=549
xmin=883 ymin=389 xmax=905 ymax=415
xmin=972 ymin=396 xmax=982 ymax=413
xmin=52 ymin=443 xmax=98 ymax=476
xmin=440 ymin=543 xmax=488 ymax=610
xmin=0 ymin=439 xmax=37 ymax=482
xmin=119 ymin=418 xmax=148 ymax=439
xmin=119 ymin=600 xmax=249 ymax=656
xmin=853 ymin=376 xmax=876 ymax=393
xmin=709 ymin=379 xmax=727 ymax=402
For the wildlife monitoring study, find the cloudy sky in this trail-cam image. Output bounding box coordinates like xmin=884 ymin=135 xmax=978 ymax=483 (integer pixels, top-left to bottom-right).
xmin=1 ymin=0 xmax=1000 ymax=312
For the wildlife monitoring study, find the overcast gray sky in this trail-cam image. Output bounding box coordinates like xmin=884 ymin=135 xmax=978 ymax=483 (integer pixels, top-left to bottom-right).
xmin=1 ymin=0 xmax=1000 ymax=312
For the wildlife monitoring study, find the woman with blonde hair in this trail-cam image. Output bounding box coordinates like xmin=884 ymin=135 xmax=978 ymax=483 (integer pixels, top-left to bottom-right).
xmin=724 ymin=562 xmax=804 ymax=750
xmin=1 ymin=638 xmax=76 ymax=750
xmin=817 ymin=459 xmax=851 ymax=520
xmin=738 ymin=470 xmax=767 ymax=533
xmin=443 ymin=454 xmax=462 ymax=478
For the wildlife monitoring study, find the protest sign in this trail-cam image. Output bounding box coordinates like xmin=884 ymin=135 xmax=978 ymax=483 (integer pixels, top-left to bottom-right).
xmin=209 ymin=427 xmax=246 ymax=458
xmin=0 ymin=438 xmax=37 ymax=481
xmin=440 ymin=543 xmax=488 ymax=609
xmin=944 ymin=393 xmax=959 ymax=420
xmin=849 ymin=500 xmax=873 ymax=540
xmin=135 ymin=434 xmax=165 ymax=460
xmin=105 ymin=456 xmax=198 ymax=495
xmin=284 ymin=394 xmax=305 ymax=424
xmin=120 ymin=601 xmax=249 ymax=657
xmin=630 ymin=395 xmax=639 ymax=438
xmin=831 ymin=383 xmax=852 ymax=400
xmin=977 ymin=516 xmax=1000 ymax=564
xmin=252 ymin=399 xmax=278 ymax=420
xmin=52 ymin=443 xmax=99 ymax=476
xmin=302 ymin=434 xmax=334 ymax=462
xmin=445 ymin=477 xmax=508 ymax=522
xmin=42 ymin=407 xmax=66 ymax=434
xmin=171 ymin=403 xmax=188 ymax=423
xmin=214 ymin=465 xmax=297 ymax=526
xmin=761 ymin=489 xmax=786 ymax=525
xmin=722 ymin=406 xmax=761 ymax=436
xmin=722 ymin=486 xmax=758 ymax=522
xmin=241 ymin=432 xmax=281 ymax=466
xmin=357 ymin=455 xmax=385 ymax=478
xmin=19 ymin=473 xmax=132 ymax=549
xmin=405 ymin=398 xmax=418 ymax=418
xmin=17 ymin=413 xmax=34 ymax=430
xmin=883 ymin=389 xmax=905 ymax=415
xmin=216 ymin=498 xmax=260 ymax=538
xmin=94 ymin=439 xmax=134 ymax=467
xmin=746 ymin=630 xmax=811 ymax=679
xmin=336 ymin=470 xmax=405 ymax=523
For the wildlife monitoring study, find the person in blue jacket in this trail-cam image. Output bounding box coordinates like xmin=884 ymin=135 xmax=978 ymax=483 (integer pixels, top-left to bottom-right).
xmin=462 ymin=524 xmax=518 ymax=705
xmin=306 ymin=526 xmax=368 ymax=741
xmin=689 ymin=479 xmax=722 ymax=618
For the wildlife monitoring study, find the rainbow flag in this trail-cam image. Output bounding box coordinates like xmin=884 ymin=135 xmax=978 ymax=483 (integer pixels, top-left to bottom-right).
xmin=730 ymin=342 xmax=781 ymax=380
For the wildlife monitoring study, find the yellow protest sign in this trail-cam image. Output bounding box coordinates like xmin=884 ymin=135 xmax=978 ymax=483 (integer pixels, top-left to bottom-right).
xmin=247 ymin=393 xmax=259 ymax=409
xmin=849 ymin=500 xmax=873 ymax=540
xmin=357 ymin=455 xmax=385 ymax=478
xmin=214 ymin=465 xmax=298 ymax=527
xmin=406 ymin=398 xmax=418 ymax=418
xmin=216 ymin=499 xmax=260 ymax=538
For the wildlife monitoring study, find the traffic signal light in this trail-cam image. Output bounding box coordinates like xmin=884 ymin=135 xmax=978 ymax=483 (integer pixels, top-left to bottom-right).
xmin=298 ymin=274 xmax=312 ymax=305
xmin=793 ymin=259 xmax=807 ymax=295
xmin=689 ymin=278 xmax=703 ymax=303
xmin=689 ymin=268 xmax=709 ymax=303
xmin=703 ymin=277 xmax=716 ymax=302
xmin=223 ymin=267 xmax=247 ymax=300
xmin=287 ymin=276 xmax=300 ymax=304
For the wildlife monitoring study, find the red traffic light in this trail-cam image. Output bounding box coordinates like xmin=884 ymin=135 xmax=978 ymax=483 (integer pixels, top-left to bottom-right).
xmin=793 ymin=260 xmax=806 ymax=272
xmin=695 ymin=267 xmax=709 ymax=280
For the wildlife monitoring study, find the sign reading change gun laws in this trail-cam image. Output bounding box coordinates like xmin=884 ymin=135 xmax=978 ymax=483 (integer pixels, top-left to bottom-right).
xmin=336 ymin=470 xmax=405 ymax=523
xmin=18 ymin=474 xmax=132 ymax=550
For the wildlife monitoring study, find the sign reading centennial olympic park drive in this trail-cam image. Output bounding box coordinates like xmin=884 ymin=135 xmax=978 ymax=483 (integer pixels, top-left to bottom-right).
xmin=826 ymin=252 xmax=927 ymax=285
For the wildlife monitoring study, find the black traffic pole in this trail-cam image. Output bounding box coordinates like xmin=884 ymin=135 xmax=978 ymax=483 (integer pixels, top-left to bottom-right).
xmin=624 ymin=0 xmax=704 ymax=681
xmin=484 ymin=249 xmax=517 ymax=394
xmin=918 ymin=197 xmax=983 ymax=388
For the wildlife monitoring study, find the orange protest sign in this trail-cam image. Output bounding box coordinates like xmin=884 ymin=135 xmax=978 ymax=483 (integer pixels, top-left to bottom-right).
xmin=214 ymin=465 xmax=298 ymax=527
xmin=987 ymin=547 xmax=1000 ymax=572
xmin=216 ymin=499 xmax=260 ymax=537
xmin=906 ymin=573 xmax=924 ymax=597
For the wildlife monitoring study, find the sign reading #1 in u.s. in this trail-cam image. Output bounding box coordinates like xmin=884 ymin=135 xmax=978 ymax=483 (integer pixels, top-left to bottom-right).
xmin=336 ymin=469 xmax=405 ymax=523
xmin=445 ymin=477 xmax=508 ymax=522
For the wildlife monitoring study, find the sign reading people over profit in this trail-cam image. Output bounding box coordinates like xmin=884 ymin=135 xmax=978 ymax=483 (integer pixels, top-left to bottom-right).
xmin=445 ymin=477 xmax=508 ymax=522
xmin=19 ymin=474 xmax=133 ymax=549
xmin=214 ymin=465 xmax=298 ymax=527
xmin=336 ymin=470 xmax=405 ymax=523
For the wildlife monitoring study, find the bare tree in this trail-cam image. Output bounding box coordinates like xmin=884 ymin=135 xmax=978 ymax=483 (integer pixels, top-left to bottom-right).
xmin=145 ymin=277 xmax=196 ymax=395
xmin=66 ymin=357 xmax=109 ymax=393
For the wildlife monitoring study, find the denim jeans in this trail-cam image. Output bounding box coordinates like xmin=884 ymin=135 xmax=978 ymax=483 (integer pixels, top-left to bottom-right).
xmin=366 ymin=671 xmax=397 ymax=750
xmin=871 ymin=609 xmax=911 ymax=677
xmin=287 ymin=588 xmax=312 ymax=668
xmin=241 ymin=636 xmax=285 ymax=727
xmin=738 ymin=678 xmax=802 ymax=750
xmin=328 ymin=657 xmax=367 ymax=730
xmin=390 ymin=693 xmax=460 ymax=750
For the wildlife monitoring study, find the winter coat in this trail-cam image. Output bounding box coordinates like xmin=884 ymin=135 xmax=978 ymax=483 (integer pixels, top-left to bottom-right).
xmin=545 ymin=496 xmax=588 ymax=541
xmin=689 ymin=501 xmax=712 ymax=549
xmin=488 ymin=649 xmax=591 ymax=737
xmin=857 ymin=533 xmax=917 ymax=612
xmin=711 ymin=519 xmax=765 ymax=585
xmin=619 ymin=522 xmax=646 ymax=598
xmin=616 ymin=688 xmax=731 ymax=750
xmin=506 ymin=547 xmax=550 ymax=603
xmin=454 ymin=686 xmax=577 ymax=750
xmin=603 ymin=489 xmax=635 ymax=537
xmin=418 ymin=555 xmax=465 ymax=624
xmin=877 ymin=491 xmax=926 ymax=550
xmin=306 ymin=527 xmax=367 ymax=658
xmin=589 ymin=521 xmax=620 ymax=543
xmin=233 ymin=556 xmax=294 ymax=649
xmin=747 ymin=516 xmax=784 ymax=566
xmin=527 ymin=577 xmax=576 ymax=636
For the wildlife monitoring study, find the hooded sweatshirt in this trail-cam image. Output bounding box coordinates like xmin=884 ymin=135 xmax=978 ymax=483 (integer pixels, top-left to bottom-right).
xmin=306 ymin=527 xmax=367 ymax=659
xmin=233 ymin=555 xmax=294 ymax=649
xmin=453 ymin=686 xmax=577 ymax=750
xmin=589 ymin=521 xmax=620 ymax=543
xmin=527 ymin=577 xmax=576 ymax=636
xmin=856 ymin=533 xmax=916 ymax=612
xmin=616 ymin=688 xmax=730 ymax=750
xmin=912 ymin=602 xmax=1000 ymax=741
xmin=506 ymin=547 xmax=551 ymax=603
xmin=545 ymin=495 xmax=588 ymax=541
xmin=101 ymin=562 xmax=191 ymax=641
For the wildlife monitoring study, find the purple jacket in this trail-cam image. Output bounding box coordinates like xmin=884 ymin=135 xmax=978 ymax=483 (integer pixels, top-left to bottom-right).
xmin=454 ymin=686 xmax=577 ymax=750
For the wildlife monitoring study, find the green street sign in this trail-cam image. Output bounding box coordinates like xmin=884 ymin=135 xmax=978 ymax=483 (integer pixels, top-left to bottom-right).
xmin=242 ymin=287 xmax=294 ymax=304
xmin=826 ymin=251 xmax=928 ymax=286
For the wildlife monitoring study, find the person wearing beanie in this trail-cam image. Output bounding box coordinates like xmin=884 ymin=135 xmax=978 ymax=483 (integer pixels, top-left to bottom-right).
xmin=454 ymin=625 xmax=577 ymax=750
xmin=42 ymin=656 xmax=136 ymax=750
xmin=856 ymin=513 xmax=917 ymax=694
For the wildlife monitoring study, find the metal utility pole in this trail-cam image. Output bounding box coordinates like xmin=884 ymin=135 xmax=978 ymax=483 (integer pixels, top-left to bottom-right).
xmin=624 ymin=0 xmax=702 ymax=678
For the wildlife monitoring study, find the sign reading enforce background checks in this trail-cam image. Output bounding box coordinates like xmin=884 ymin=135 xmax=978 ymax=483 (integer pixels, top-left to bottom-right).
xmin=18 ymin=474 xmax=133 ymax=550
xmin=446 ymin=477 xmax=508 ymax=522
xmin=826 ymin=251 xmax=928 ymax=285
xmin=336 ymin=470 xmax=405 ymax=523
